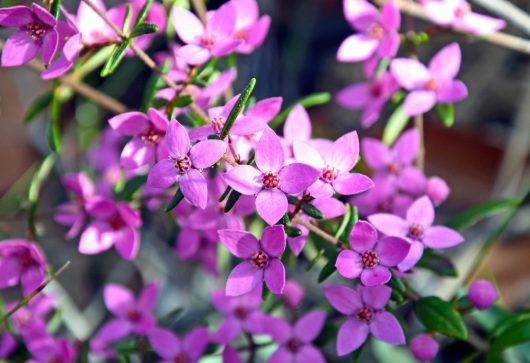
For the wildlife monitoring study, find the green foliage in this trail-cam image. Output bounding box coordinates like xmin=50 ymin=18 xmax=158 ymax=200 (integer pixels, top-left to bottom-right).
xmin=435 ymin=103 xmax=455 ymax=127
xmin=219 ymin=78 xmax=256 ymax=139
xmin=25 ymin=93 xmax=53 ymax=123
xmin=130 ymin=23 xmax=159 ymax=38
xmin=446 ymin=199 xmax=519 ymax=230
xmin=223 ymin=190 xmax=242 ymax=213
xmin=101 ymin=40 xmax=132 ymax=77
xmin=165 ymin=188 xmax=184 ymax=212
xmin=269 ymin=92 xmax=331 ymax=129
xmin=416 ymin=296 xmax=467 ymax=340
xmin=383 ymin=104 xmax=409 ymax=145
xmin=416 ymin=250 xmax=458 ymax=277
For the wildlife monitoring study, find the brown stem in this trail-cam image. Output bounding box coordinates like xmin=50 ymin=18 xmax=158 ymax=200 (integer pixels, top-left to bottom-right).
xmin=414 ymin=114 xmax=425 ymax=171
xmin=292 ymin=216 xmax=339 ymax=245
xmin=190 ymin=0 xmax=208 ymax=24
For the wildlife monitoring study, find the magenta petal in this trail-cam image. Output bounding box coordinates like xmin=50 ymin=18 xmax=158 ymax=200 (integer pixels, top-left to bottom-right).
xmin=179 ymin=169 xmax=208 ymax=209
xmin=32 ymin=3 xmax=56 ymax=26
xmin=283 ymin=104 xmax=312 ymax=142
xmin=226 ymin=261 xmax=262 ymax=296
xmin=406 ymin=196 xmax=434 ymax=227
xmin=165 ymin=121 xmax=190 ymax=157
xmin=137 ymin=282 xmax=159 ymax=311
xmin=41 ymin=55 xmax=75 ymax=80
xmin=121 ymin=138 xmax=154 ymax=169
xmin=376 ymin=237 xmax=410 ymax=267
xmin=361 ymin=138 xmax=392 ymax=169
xmin=1 ymin=31 xmax=39 ymax=67
xmin=189 ymin=139 xmax=227 ymax=168
xmin=210 ymin=289 xmax=236 ymax=315
xmin=308 ymin=179 xmax=334 ymax=199
xmin=326 ymin=131 xmax=359 ymax=172
xmin=147 ymin=159 xmax=177 ymax=189
xmin=295 ymin=310 xmax=326 ymax=343
xmin=390 ymin=58 xmax=431 ymax=90
xmin=0 ymin=258 xmax=21 ymax=288
xmin=381 ymin=0 xmax=400 ymax=30
xmin=360 ymin=266 xmax=391 ymax=286
xmin=231 ymin=118 xmax=267 ymax=136
xmin=172 ymin=7 xmax=204 ymax=44
xmin=459 ymin=12 xmax=506 ymax=35
xmin=297 ymin=345 xmax=326 ymax=363
xmin=218 ymin=229 xmax=259 ymax=258
xmin=108 ymin=112 xmax=149 ymax=135
xmin=177 ymin=44 xmax=211 ymax=65
xmin=208 ymin=1 xmax=236 ymax=39
xmin=337 ymin=318 xmax=369 ymax=356
xmin=336 ymin=83 xmax=371 ymax=109
xmin=337 ymin=34 xmax=378 ymax=62
xmin=223 ymin=165 xmax=262 ymax=195
xmin=370 ymin=311 xmax=405 ymax=345
xmin=393 ymin=128 xmax=419 ymax=165
xmin=437 ymin=80 xmax=468 ymax=103
xmin=279 ymin=163 xmax=320 ymax=194
xmin=0 ymin=6 xmax=33 ymax=27
xmin=78 ymin=221 xmax=115 ymax=255
xmin=423 ymin=226 xmax=464 ymax=249
xmin=311 ymin=198 xmax=346 ymax=219
xmin=183 ymin=327 xmax=209 ymax=358
xmin=359 ymin=285 xmax=391 ymax=309
xmin=104 ymin=284 xmax=135 ymax=317
xmin=398 ymin=241 xmax=424 ymax=271
xmin=243 ymin=311 xmax=269 ymax=335
xmin=94 ymin=319 xmax=132 ymax=344
xmin=397 ymin=166 xmax=427 ymax=195
xmin=292 ymin=141 xmax=325 ymax=169
xmin=212 ymin=317 xmax=241 ymax=344
xmin=147 ymin=328 xmax=180 ymax=359
xmin=403 ymin=90 xmax=437 ymax=116
xmin=41 ymin=29 xmax=59 ymax=65
xmin=336 ymin=250 xmax=362 ymax=279
xmin=323 ymin=285 xmax=362 ymax=315
xmin=260 ymin=225 xmax=286 ymax=258
xmin=113 ymin=227 xmax=139 ymax=260
xmin=256 ymin=189 xmax=288 ymax=225
xmin=247 ymin=97 xmax=283 ymax=122
xmin=349 ymin=220 xmax=378 ymax=252
xmin=429 ymin=42 xmax=461 ymax=81
xmin=268 ymin=347 xmax=292 ymax=363
xmin=288 ymin=235 xmax=306 ymax=256
xmin=333 ymin=172 xmax=373 ymax=195
xmin=223 ymin=345 xmax=243 ymax=363
xmin=255 ymin=128 xmax=284 ymax=172
xmin=264 ymin=259 xmax=285 ymax=294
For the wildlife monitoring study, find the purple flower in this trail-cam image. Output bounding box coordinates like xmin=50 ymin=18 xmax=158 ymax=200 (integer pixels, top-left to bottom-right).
xmin=410 ymin=333 xmax=439 ymax=362
xmin=336 ymin=221 xmax=410 ymax=286
xmin=390 ymin=42 xmax=468 ymax=116
xmin=224 ymin=128 xmax=320 ymax=225
xmin=173 ymin=2 xmax=240 ymax=65
xmin=219 ymin=225 xmax=286 ymax=296
xmin=8 ymin=294 xmax=54 ymax=341
xmin=210 ymin=284 xmax=268 ymax=343
xmin=277 ymin=279 xmax=304 ymax=309
xmin=0 ymin=330 xmax=16 ymax=359
xmin=266 ymin=311 xmax=327 ymax=363
xmin=109 ymin=108 xmax=170 ymax=169
xmin=175 ymin=227 xmax=220 ymax=277
xmin=337 ymin=0 xmax=400 ymax=62
xmin=468 ymin=279 xmax=497 ymax=310
xmin=0 ymin=4 xmax=59 ymax=67
xmin=324 ymin=284 xmax=405 ymax=355
xmin=26 ymin=336 xmax=77 ymax=363
xmin=426 ymin=176 xmax=450 ymax=206
xmin=336 ymin=71 xmax=399 ymax=128
xmin=0 ymin=239 xmax=47 ymax=295
xmin=421 ymin=0 xmax=505 ymax=35
xmin=41 ymin=20 xmax=82 ymax=80
xmin=147 ymin=121 xmax=227 ymax=209
xmin=79 ymin=197 xmax=142 ymax=260
xmin=147 ymin=327 xmax=209 ymax=363
xmin=74 ymin=0 xmax=117 ymax=46
xmin=231 ymin=0 xmax=271 ymax=54
xmin=369 ymin=196 xmax=464 ymax=271
xmin=293 ymin=131 xmax=374 ymax=199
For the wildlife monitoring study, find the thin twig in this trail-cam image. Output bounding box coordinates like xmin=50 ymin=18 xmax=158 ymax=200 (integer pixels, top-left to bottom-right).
xmin=292 ymin=216 xmax=339 ymax=245
xmin=414 ymin=114 xmax=425 ymax=170
xmin=190 ymin=0 xmax=208 ymax=24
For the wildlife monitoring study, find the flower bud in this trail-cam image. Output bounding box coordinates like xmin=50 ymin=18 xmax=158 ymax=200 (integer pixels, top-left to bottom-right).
xmin=426 ymin=176 xmax=450 ymax=206
xmin=468 ymin=279 xmax=497 ymax=310
xmin=279 ymin=280 xmax=304 ymax=308
xmin=410 ymin=334 xmax=439 ymax=362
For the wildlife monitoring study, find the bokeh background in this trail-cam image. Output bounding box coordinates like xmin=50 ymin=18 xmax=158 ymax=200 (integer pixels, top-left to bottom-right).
xmin=1 ymin=0 xmax=530 ymax=361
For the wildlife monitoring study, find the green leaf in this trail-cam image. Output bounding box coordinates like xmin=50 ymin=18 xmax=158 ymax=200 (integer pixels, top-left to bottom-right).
xmin=383 ymin=104 xmax=409 ymax=145
xmin=114 ymin=175 xmax=147 ymax=201
xmin=219 ymin=186 xmax=231 ymax=202
xmin=100 ymin=40 xmax=131 ymax=77
xmin=435 ymin=103 xmax=455 ymax=127
xmin=285 ymin=226 xmax=302 ymax=238
xmin=28 ymin=154 xmax=56 ymax=240
xmin=446 ymin=199 xmax=519 ymax=230
xmin=165 ymin=188 xmax=184 ymax=212
xmin=50 ymin=0 xmax=61 ymax=19
xmin=269 ymin=92 xmax=331 ymax=128
xmin=122 ymin=4 xmax=133 ymax=34
xmin=48 ymin=87 xmax=62 ymax=153
xmin=490 ymin=311 xmax=530 ymax=338
xmin=314 ymin=322 xmax=338 ymax=347
xmin=171 ymin=95 xmax=193 ymax=108
xmin=224 ymin=190 xmax=241 ymax=213
xmin=318 ymin=254 xmax=338 ymax=283
xmin=491 ymin=318 xmax=530 ymax=352
xmin=25 ymin=93 xmax=53 ymax=123
xmin=141 ymin=60 xmax=171 ymax=112
xmin=416 ymin=296 xmax=467 ymax=340
xmin=220 ymin=78 xmax=256 ymax=139
xmin=388 ymin=272 xmax=406 ymax=292
xmin=416 ymin=250 xmax=458 ymax=277
xmin=134 ymin=0 xmax=153 ymax=27
xmin=130 ymin=22 xmax=159 ymax=38
xmin=301 ymin=202 xmax=323 ymax=219
xmin=337 ymin=206 xmax=358 ymax=247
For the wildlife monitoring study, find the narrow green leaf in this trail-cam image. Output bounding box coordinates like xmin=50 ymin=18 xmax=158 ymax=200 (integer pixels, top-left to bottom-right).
xmin=390 ymin=289 xmax=405 ymax=303
xmin=435 ymin=103 xmax=455 ymax=127
xmin=416 ymin=296 xmax=468 ymax=340
xmin=130 ymin=22 xmax=159 ymax=38
xmin=416 ymin=250 xmax=458 ymax=277
xmin=25 ymin=93 xmax=53 ymax=123
xmin=219 ymin=186 xmax=231 ymax=202
xmin=301 ymin=202 xmax=323 ymax=219
xmin=219 ymin=78 xmax=256 ymax=139
xmin=50 ymin=0 xmax=61 ymax=19
xmin=171 ymin=95 xmax=193 ymax=108
xmin=224 ymin=190 xmax=241 ymax=213
xmin=100 ymin=40 xmax=131 ymax=77
xmin=285 ymin=226 xmax=302 ymax=238
xmin=165 ymin=188 xmax=184 ymax=212
xmin=114 ymin=175 xmax=147 ymax=201
xmin=122 ymin=4 xmax=133 ymax=34
xmin=338 ymin=206 xmax=358 ymax=247
xmin=318 ymin=254 xmax=338 ymax=283
xmin=490 ymin=311 xmax=530 ymax=338
xmin=314 ymin=323 xmax=338 ymax=347
xmin=269 ymin=92 xmax=331 ymax=128
xmin=334 ymin=204 xmax=351 ymax=239
xmin=491 ymin=318 xmax=530 ymax=352
xmin=287 ymin=196 xmax=299 ymax=205
xmin=383 ymin=104 xmax=409 ymax=145
xmin=28 ymin=154 xmax=56 ymax=240
xmin=134 ymin=0 xmax=153 ymax=27
xmin=48 ymin=87 xmax=62 ymax=152
xmin=388 ymin=272 xmax=406 ymax=292
xmin=446 ymin=199 xmax=519 ymax=230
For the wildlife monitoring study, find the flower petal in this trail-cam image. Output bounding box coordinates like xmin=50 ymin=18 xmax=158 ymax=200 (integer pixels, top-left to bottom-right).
xmin=360 ymin=266 xmax=391 ymax=286
xmin=246 ymin=97 xmax=283 ymax=122
xmin=295 ymin=310 xmax=326 ymax=343
xmin=147 ymin=159 xmax=177 ymax=189
xmin=308 ymin=179 xmax=334 ymax=199
xmin=358 ymin=285 xmax=391 ymax=309
xmin=264 ymin=258 xmax=286 ymax=294
xmin=41 ymin=29 xmax=59 ymax=65
xmin=226 ymin=261 xmax=262 ymax=296
xmin=255 ymin=128 xmax=284 ymax=172
xmin=179 ymin=169 xmax=208 ymax=209
xmin=337 ymin=318 xmax=369 ymax=356
xmin=349 ymin=220 xmax=378 ymax=252
xmin=361 ymin=138 xmax=392 ymax=170
xmin=183 ymin=327 xmax=209 ymax=358
xmin=368 ymin=213 xmax=407 ymax=237
xmin=397 ymin=240 xmax=424 ymax=271
xmin=211 ymin=317 xmax=241 ymax=344
xmin=437 ymin=80 xmax=468 ymax=103
xmin=256 ymin=189 xmax=288 ymax=225
xmin=223 ymin=165 xmax=263 ymax=195
xmin=311 ymin=198 xmax=347 ymax=219
xmin=260 ymin=225 xmax=286 ymax=258
xmin=292 ymin=140 xmax=325 ymax=169
xmin=393 ymin=128 xmax=419 ymax=165
xmin=218 ymin=229 xmax=259 ymax=258
xmin=103 ymin=284 xmax=135 ymax=317
xmin=0 ymin=257 xmax=21 ymax=289
xmin=429 ymin=42 xmax=461 ymax=81
xmin=376 ymin=237 xmax=410 ymax=267
xmin=283 ymin=104 xmax=312 ymax=142
xmin=121 ymin=139 xmax=154 ymax=169
xmin=78 ymin=221 xmax=115 ymax=255
xmin=323 ymin=285 xmax=362 ymax=315
xmin=423 ymin=226 xmax=464 ymax=249
xmin=137 ymin=281 xmax=159 ymax=311
xmin=268 ymin=347 xmax=292 ymax=363
xmin=172 ymin=7 xmax=204 ymax=44
xmin=406 ymin=196 xmax=434 ymax=227
xmin=208 ymin=1 xmax=237 ymax=39
xmin=337 ymin=34 xmax=378 ymax=62
xmin=333 ymin=172 xmax=373 ymax=195
xmin=403 ymin=90 xmax=437 ymax=116
xmin=336 ymin=250 xmax=362 ymax=279
xmin=108 ymin=112 xmax=149 ymax=135
xmin=0 ymin=6 xmax=33 ymax=27
xmin=93 ymin=319 xmax=132 ymax=345
xmin=370 ymin=311 xmax=405 ymax=345
xmin=189 ymin=139 xmax=227 ymax=168
xmin=279 ymin=163 xmax=320 ymax=194
xmin=325 ymin=131 xmax=359 ymax=172
xmin=459 ymin=12 xmax=506 ymax=35
xmin=335 ymin=83 xmax=371 ymax=109
xmin=165 ymin=121 xmax=190 ymax=157
xmin=297 ymin=344 xmax=326 ymax=363
xmin=1 ymin=31 xmax=39 ymax=67
xmin=147 ymin=327 xmax=180 ymax=359
xmin=113 ymin=227 xmax=140 ymax=260
xmin=390 ymin=58 xmax=431 ymax=90
xmin=177 ymin=43 xmax=211 ymax=65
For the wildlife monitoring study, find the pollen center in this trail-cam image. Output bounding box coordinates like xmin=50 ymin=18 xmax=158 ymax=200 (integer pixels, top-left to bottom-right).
xmin=174 ymin=353 xmax=188 ymax=363
xmin=424 ymin=79 xmax=439 ymax=91
xmin=18 ymin=252 xmax=34 ymax=269
xmin=234 ymin=29 xmax=247 ymax=41
xmin=127 ymin=309 xmax=142 ymax=322
xmin=356 ymin=306 xmax=374 ymax=322
xmin=286 ymin=338 xmax=303 ymax=353
xmin=141 ymin=128 xmax=163 ymax=145
xmin=174 ymin=155 xmax=192 ymax=174
xmin=361 ymin=250 xmax=379 ymax=268
xmin=387 ymin=162 xmax=400 ymax=174
xmin=321 ymin=166 xmax=339 ymax=183
xmin=369 ymin=82 xmax=383 ymax=98
xmin=262 ymin=172 xmax=280 ymax=189
xmin=211 ymin=116 xmax=226 ymax=133
xmin=250 ymin=250 xmax=269 ymax=269
xmin=25 ymin=22 xmax=47 ymax=41
xmin=201 ymin=35 xmax=216 ymax=48
xmin=234 ymin=306 xmax=249 ymax=320
xmin=109 ymin=213 xmax=125 ymax=230
xmin=368 ymin=24 xmax=384 ymax=39
xmin=407 ymin=223 xmax=424 ymax=240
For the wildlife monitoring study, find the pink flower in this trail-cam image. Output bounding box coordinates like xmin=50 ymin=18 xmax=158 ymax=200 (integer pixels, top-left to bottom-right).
xmin=108 ymin=108 xmax=170 ymax=169
xmin=426 ymin=176 xmax=450 ymax=206
xmin=0 ymin=239 xmax=47 ymax=295
xmin=390 ymin=42 xmax=468 ymax=116
xmin=231 ymin=0 xmax=271 ymax=54
xmin=336 ymin=71 xmax=399 ymax=128
xmin=173 ymin=2 xmax=240 ymax=65
xmin=0 ymin=4 xmax=59 ymax=67
xmin=337 ymin=0 xmax=400 ymax=62
xmin=175 ymin=227 xmax=220 ymax=277
xmin=324 ymin=284 xmax=405 ymax=356
xmin=41 ymin=20 xmax=82 ymax=80
xmin=210 ymin=284 xmax=268 ymax=343
xmin=218 ymin=225 xmax=286 ymax=296
xmin=26 ymin=336 xmax=77 ymax=363
xmin=266 ymin=311 xmax=327 ymax=363
xmin=410 ymin=333 xmax=439 ymax=361
xmin=468 ymin=279 xmax=497 ymax=310
xmin=8 ymin=294 xmax=54 ymax=341
xmin=421 ymin=0 xmax=505 ymax=35
xmin=277 ymin=279 xmax=304 ymax=309
xmin=336 ymin=221 xmax=410 ymax=286
xmin=147 ymin=121 xmax=227 ymax=209
xmin=369 ymin=196 xmax=464 ymax=271
xmin=147 ymin=327 xmax=209 ymax=363
xmin=79 ymin=197 xmax=142 ymax=260
xmin=73 ymin=0 xmax=117 ymax=46
xmin=0 ymin=331 xmax=16 ymax=358
xmin=224 ymin=128 xmax=320 ymax=225
xmin=293 ymin=131 xmax=374 ymax=199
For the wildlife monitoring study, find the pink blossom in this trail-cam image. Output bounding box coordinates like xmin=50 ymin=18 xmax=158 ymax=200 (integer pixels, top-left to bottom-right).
xmin=231 ymin=0 xmax=271 ymax=54
xmin=73 ymin=0 xmax=117 ymax=46
xmin=147 ymin=327 xmax=209 ymax=363
xmin=41 ymin=19 xmax=82 ymax=80
xmin=468 ymin=279 xmax=497 ymax=310
xmin=336 ymin=221 xmax=410 ymax=286
xmin=324 ymin=284 xmax=405 ymax=355
xmin=369 ymin=196 xmax=464 ymax=271
xmin=426 ymin=176 xmax=450 ymax=206
xmin=26 ymin=336 xmax=77 ymax=363
xmin=390 ymin=42 xmax=468 ymax=116
xmin=410 ymin=333 xmax=439 ymax=361
xmin=218 ymin=225 xmax=286 ymax=296
xmin=277 ymin=279 xmax=304 ymax=309
xmin=0 ymin=331 xmax=16 ymax=358
xmin=8 ymin=294 xmax=54 ymax=342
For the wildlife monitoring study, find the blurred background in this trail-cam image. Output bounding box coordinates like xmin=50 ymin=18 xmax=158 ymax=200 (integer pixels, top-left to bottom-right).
xmin=1 ymin=0 xmax=530 ymax=361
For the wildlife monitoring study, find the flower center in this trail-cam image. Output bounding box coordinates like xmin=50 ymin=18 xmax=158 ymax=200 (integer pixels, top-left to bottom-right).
xmin=141 ymin=128 xmax=163 ymax=145
xmin=127 ymin=309 xmax=142 ymax=322
xmin=286 ymin=338 xmax=303 ymax=354
xmin=49 ymin=357 xmax=62 ymax=363
xmin=368 ymin=24 xmax=384 ymax=39
xmin=424 ymin=79 xmax=439 ymax=91
xmin=250 ymin=250 xmax=269 ymax=269
xmin=211 ymin=116 xmax=226 ymax=134
xmin=234 ymin=306 xmax=249 ymax=320
xmin=356 ymin=306 xmax=374 ymax=322
xmin=234 ymin=29 xmax=247 ymax=41
xmin=174 ymin=155 xmax=192 ymax=174
xmin=201 ymin=35 xmax=216 ymax=48
xmin=109 ymin=213 xmax=126 ymax=230
xmin=262 ymin=172 xmax=280 ymax=189
xmin=174 ymin=353 xmax=188 ymax=363
xmin=455 ymin=3 xmax=472 ymax=17
xmin=387 ymin=162 xmax=400 ymax=174
xmin=377 ymin=200 xmax=393 ymax=213
xmin=369 ymin=82 xmax=383 ymax=98
xmin=407 ymin=223 xmax=424 ymax=240
xmin=361 ymin=250 xmax=379 ymax=268
xmin=25 ymin=22 xmax=47 ymax=41
xmin=321 ymin=166 xmax=339 ymax=183
xmin=18 ymin=251 xmax=34 ymax=269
